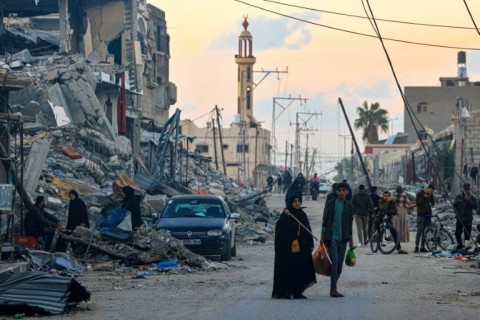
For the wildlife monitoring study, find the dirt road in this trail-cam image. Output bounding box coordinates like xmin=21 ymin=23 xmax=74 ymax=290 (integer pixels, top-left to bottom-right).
xmin=45 ymin=193 xmax=479 ymax=320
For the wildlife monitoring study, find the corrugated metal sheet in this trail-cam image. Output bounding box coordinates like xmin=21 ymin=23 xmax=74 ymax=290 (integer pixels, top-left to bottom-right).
xmin=0 ymin=272 xmax=90 ymax=315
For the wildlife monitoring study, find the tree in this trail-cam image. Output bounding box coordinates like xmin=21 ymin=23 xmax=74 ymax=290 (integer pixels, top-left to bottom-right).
xmin=354 ymin=101 xmax=389 ymax=144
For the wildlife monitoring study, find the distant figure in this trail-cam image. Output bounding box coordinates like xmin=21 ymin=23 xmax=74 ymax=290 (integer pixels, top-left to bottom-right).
xmin=295 ymin=173 xmax=307 ymax=192
xmin=414 ymin=185 xmax=435 ymax=253
xmin=277 ymin=174 xmax=283 ymax=194
xmin=352 ymin=184 xmax=373 ymax=245
xmin=453 ymin=183 xmax=477 ymax=249
xmin=369 ymin=186 xmax=381 ymax=241
xmin=282 ymin=170 xmax=293 ymax=193
xmin=24 ymin=196 xmax=62 ymax=251
xmin=310 ymin=173 xmax=320 ymax=201
xmin=267 ymin=175 xmax=274 ymax=192
xmin=391 ymin=186 xmax=411 ymax=254
xmin=123 ymin=186 xmax=143 ymax=231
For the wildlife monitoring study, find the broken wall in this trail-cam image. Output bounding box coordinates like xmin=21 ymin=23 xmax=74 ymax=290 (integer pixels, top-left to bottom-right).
xmin=84 ymin=0 xmax=125 ymax=61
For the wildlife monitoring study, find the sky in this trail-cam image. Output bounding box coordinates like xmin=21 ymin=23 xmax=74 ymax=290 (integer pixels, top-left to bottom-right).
xmin=152 ymin=0 xmax=480 ymax=175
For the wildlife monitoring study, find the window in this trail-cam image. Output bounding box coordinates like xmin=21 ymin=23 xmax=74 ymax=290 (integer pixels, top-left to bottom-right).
xmin=223 ymin=144 xmax=229 ymax=150
xmin=237 ymin=144 xmax=249 ymax=153
xmin=417 ymin=102 xmax=429 ymax=114
xmin=195 ymin=144 xmax=209 ymax=153
xmin=226 ymin=163 xmax=240 ymax=167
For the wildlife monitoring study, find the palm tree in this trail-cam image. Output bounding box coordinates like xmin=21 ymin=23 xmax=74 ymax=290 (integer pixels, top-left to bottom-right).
xmin=354 ymin=101 xmax=389 ymax=144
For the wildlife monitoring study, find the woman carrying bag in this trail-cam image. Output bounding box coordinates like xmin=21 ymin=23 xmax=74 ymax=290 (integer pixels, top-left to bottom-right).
xmin=272 ymin=196 xmax=316 ymax=299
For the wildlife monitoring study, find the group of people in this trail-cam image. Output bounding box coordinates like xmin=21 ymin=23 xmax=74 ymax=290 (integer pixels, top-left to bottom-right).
xmin=273 ymin=179 xmax=480 ymax=300
xmin=24 ymin=186 xmax=143 ymax=252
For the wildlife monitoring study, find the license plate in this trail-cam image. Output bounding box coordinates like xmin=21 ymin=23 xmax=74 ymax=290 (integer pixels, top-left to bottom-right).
xmin=182 ymin=239 xmax=201 ymax=245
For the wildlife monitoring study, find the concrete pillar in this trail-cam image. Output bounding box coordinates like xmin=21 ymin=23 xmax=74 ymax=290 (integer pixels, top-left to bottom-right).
xmin=58 ymin=0 xmax=70 ymax=54
xmin=0 ymin=91 xmax=9 ymax=184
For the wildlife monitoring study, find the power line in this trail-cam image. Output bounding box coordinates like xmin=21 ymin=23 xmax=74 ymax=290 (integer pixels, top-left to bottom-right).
xmin=263 ymin=0 xmax=478 ymax=30
xmin=362 ymin=0 xmax=476 ymax=245
xmin=234 ymin=0 xmax=480 ymax=50
xmin=463 ymin=0 xmax=480 ymax=36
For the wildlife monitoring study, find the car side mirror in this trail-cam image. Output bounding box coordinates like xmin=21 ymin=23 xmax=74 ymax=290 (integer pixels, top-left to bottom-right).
xmin=229 ymin=212 xmax=240 ymax=220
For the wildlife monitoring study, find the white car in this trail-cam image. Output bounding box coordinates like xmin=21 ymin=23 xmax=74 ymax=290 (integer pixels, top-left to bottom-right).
xmin=319 ymin=178 xmax=330 ymax=194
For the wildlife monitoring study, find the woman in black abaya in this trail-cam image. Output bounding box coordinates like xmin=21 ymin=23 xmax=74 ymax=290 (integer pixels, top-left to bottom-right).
xmin=272 ymin=196 xmax=316 ymax=299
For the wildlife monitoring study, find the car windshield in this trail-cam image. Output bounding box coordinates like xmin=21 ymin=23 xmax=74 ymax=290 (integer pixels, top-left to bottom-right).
xmin=320 ymin=179 xmax=328 ymax=184
xmin=161 ymin=198 xmax=226 ymax=218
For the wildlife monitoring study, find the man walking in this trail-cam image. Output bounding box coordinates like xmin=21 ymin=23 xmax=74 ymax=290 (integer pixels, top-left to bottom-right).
xmin=352 ymin=184 xmax=373 ymax=245
xmin=453 ymin=183 xmax=477 ymax=249
xmin=414 ymin=185 xmax=435 ymax=253
xmin=321 ymin=182 xmax=354 ymax=298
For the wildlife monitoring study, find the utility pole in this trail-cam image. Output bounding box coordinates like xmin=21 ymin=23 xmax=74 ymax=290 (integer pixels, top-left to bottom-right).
xmin=271 ymin=96 xmax=307 ymax=166
xmin=290 ymin=144 xmax=293 ymax=170
xmin=338 ymin=98 xmax=372 ymax=189
xmin=294 ymin=111 xmax=322 ymax=176
xmin=215 ymin=105 xmax=227 ymax=175
xmin=304 ymin=133 xmax=309 ymax=174
xmin=212 ymin=118 xmax=219 ymax=170
xmin=254 ymin=126 xmax=259 ymax=187
xmin=284 ymin=141 xmax=288 ymax=170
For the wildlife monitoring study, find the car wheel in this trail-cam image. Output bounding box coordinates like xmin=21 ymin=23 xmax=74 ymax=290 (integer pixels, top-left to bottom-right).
xmin=221 ymin=239 xmax=232 ymax=261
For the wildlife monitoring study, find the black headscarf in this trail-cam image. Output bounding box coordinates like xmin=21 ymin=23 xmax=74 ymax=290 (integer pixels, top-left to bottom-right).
xmin=67 ymin=189 xmax=89 ymax=230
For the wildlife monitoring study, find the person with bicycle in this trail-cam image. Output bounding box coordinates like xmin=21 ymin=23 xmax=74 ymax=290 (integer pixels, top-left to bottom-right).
xmin=321 ymin=182 xmax=354 ymax=298
xmin=453 ymin=183 xmax=477 ymax=249
xmin=415 ymin=185 xmax=435 ymax=253
xmin=375 ymin=191 xmax=407 ymax=254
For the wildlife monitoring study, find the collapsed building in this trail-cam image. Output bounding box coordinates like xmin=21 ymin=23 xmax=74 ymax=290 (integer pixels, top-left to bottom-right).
xmin=0 ymin=1 xmax=277 ymax=272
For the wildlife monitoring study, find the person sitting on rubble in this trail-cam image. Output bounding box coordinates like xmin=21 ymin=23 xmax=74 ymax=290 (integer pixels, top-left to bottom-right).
xmin=24 ymin=196 xmax=63 ymax=252
xmin=122 ymin=186 xmax=143 ymax=231
xmin=66 ymin=190 xmax=90 ymax=233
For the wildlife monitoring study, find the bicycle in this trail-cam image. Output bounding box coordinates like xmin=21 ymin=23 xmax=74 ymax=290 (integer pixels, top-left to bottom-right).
xmin=370 ymin=211 xmax=400 ymax=254
xmin=424 ymin=207 xmax=455 ymax=251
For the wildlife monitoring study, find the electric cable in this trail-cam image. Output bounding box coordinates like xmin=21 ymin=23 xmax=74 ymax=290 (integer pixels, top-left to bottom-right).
xmin=363 ymin=0 xmax=476 ymax=246
xmin=463 ymin=0 xmax=480 ymax=36
xmin=234 ymin=0 xmax=480 ymax=50
xmin=263 ymin=0 xmax=478 ymax=30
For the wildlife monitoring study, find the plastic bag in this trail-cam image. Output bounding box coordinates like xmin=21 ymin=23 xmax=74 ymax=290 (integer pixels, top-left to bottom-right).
xmin=313 ymin=244 xmax=331 ymax=276
xmin=345 ymin=247 xmax=357 ymax=267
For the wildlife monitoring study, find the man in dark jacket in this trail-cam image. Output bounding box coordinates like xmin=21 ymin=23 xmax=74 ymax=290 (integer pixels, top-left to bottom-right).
xmin=24 ymin=196 xmax=62 ymax=251
xmin=414 ymin=185 xmax=435 ymax=253
xmin=321 ymin=182 xmax=354 ymax=298
xmin=352 ymin=184 xmax=373 ymax=245
xmin=453 ymin=183 xmax=478 ymax=249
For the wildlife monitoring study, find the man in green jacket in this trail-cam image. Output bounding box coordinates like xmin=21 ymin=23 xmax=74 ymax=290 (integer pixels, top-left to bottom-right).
xmin=321 ymin=182 xmax=354 ymax=298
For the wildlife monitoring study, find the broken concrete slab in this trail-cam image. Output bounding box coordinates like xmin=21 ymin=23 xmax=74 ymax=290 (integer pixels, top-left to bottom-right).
xmin=24 ymin=139 xmax=51 ymax=195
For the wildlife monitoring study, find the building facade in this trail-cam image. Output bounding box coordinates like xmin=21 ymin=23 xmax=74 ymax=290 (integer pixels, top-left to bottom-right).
xmin=404 ymin=51 xmax=480 ymax=143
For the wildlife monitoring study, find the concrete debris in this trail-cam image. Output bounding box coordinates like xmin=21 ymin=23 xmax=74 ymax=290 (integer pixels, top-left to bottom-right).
xmin=1 ymin=48 xmax=276 ymax=276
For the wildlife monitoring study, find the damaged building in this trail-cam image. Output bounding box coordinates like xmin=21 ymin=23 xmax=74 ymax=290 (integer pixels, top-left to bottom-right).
xmin=0 ymin=0 xmax=176 ymax=160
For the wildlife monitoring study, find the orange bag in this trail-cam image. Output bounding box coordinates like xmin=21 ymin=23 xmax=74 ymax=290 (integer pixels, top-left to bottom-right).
xmin=312 ymin=244 xmax=331 ymax=277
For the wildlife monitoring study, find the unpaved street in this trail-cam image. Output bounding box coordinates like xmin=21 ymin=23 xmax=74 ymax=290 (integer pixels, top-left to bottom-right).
xmin=43 ymin=194 xmax=479 ymax=320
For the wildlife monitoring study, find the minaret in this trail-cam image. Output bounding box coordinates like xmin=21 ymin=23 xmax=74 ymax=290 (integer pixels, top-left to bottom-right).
xmin=235 ymin=16 xmax=256 ymax=123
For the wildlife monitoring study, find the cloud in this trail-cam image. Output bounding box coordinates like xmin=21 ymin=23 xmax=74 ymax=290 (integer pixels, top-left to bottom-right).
xmin=209 ymin=11 xmax=320 ymax=51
